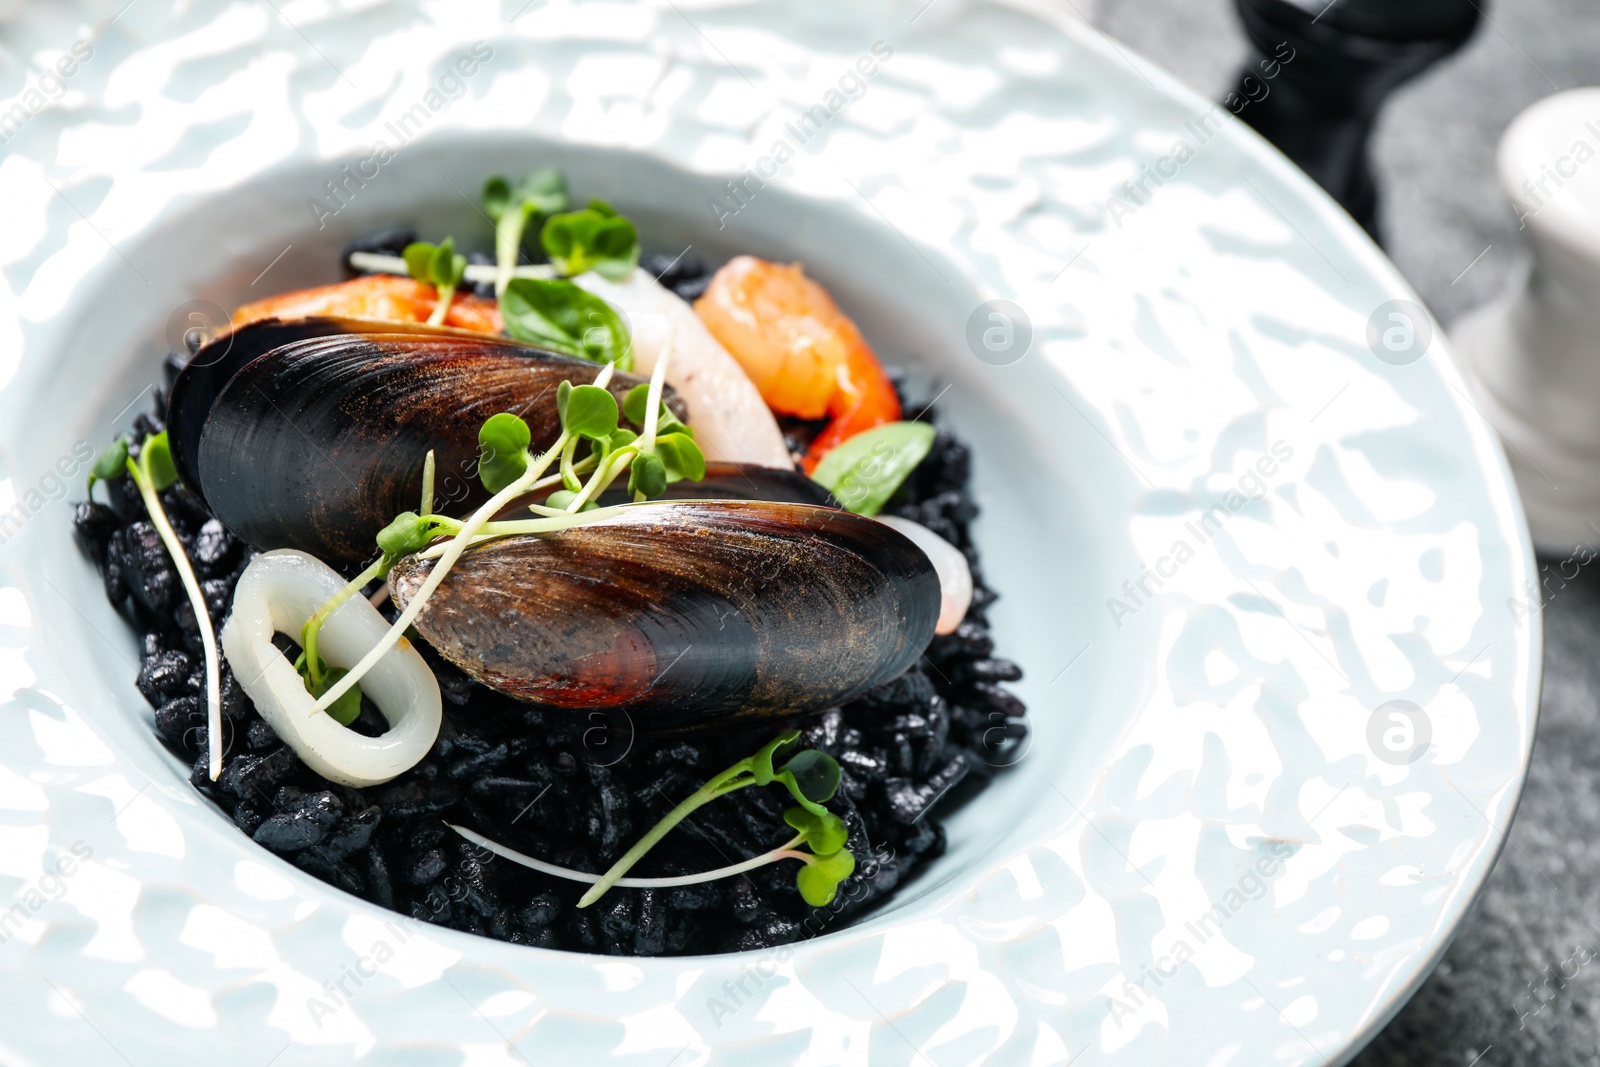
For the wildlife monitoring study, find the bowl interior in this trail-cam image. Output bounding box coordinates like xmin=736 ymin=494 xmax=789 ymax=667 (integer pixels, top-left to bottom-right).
xmin=21 ymin=132 xmax=1152 ymax=942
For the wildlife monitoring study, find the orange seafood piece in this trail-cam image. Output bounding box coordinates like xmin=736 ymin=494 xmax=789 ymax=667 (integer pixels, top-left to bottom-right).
xmin=693 ymin=256 xmax=901 ymax=472
xmin=230 ymin=274 xmax=503 ymax=335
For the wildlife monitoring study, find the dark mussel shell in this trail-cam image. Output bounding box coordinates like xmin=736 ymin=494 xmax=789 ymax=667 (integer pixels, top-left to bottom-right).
xmin=497 ymin=462 xmax=832 ymax=518
xmin=388 ymin=501 xmax=939 ymax=729
xmin=168 ymin=317 xmax=674 ymax=565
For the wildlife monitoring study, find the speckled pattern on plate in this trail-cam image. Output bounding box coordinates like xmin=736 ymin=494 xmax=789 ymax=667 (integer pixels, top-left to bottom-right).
xmin=0 ymin=1 xmax=1538 ymax=1064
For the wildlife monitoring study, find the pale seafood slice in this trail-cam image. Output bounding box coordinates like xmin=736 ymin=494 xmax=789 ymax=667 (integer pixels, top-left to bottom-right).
xmin=221 ymin=549 xmax=441 ymax=787
xmin=876 ymin=516 xmax=974 ymax=635
xmin=574 ymin=269 xmax=793 ymax=469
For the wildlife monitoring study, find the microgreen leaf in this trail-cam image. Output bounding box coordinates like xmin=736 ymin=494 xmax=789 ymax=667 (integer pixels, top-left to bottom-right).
xmin=428 ymin=236 xmax=466 ymax=290
xmin=403 ymin=241 xmax=437 ymax=282
xmin=483 ymin=167 xmax=567 ymax=223
xmin=622 ymin=383 xmax=651 ymax=426
xmin=809 ymin=421 xmax=937 ymax=518
xmin=557 ymin=380 xmax=573 ymax=424
xmin=376 ymin=511 xmax=438 ymax=562
xmin=501 ymin=278 xmax=632 ymax=369
xmin=748 ymin=731 xmax=804 ymax=787
xmin=141 ymin=432 xmax=179 ymax=492
xmin=773 ymin=749 xmax=842 ymax=817
xmin=544 ymin=489 xmax=598 ymax=512
xmin=294 ymin=651 xmax=363 ymax=726
xmin=478 ymin=412 xmax=533 ymax=493
xmin=541 ymin=199 xmax=640 ymax=280
xmin=88 ymin=438 xmax=129 ymax=494
xmin=795 ymin=848 xmax=856 ymax=907
xmin=600 ymin=427 xmax=638 ymax=460
xmin=485 ymin=168 xmax=569 ymax=296
xmin=654 ymin=432 xmax=705 ymax=484
xmin=783 ymin=807 xmax=849 ymax=855
xmin=627 ymin=451 xmax=667 ymax=499
xmin=561 ymin=384 xmax=620 ymax=440
xmin=621 ymin=384 xmax=689 ymax=435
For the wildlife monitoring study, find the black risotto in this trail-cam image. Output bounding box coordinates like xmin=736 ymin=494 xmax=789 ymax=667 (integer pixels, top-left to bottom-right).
xmin=70 ymin=249 xmax=1027 ymax=956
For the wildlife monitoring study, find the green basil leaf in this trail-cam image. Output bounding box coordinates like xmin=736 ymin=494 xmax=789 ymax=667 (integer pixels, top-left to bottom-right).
xmin=500 ymin=278 xmax=632 ymax=370
xmin=627 ymin=451 xmax=667 ymax=498
xmin=478 ymin=412 xmax=532 ymax=493
xmin=402 ymin=241 xmax=436 ymax=282
xmin=142 ymin=432 xmax=179 ymax=492
xmin=562 ymin=383 xmax=619 ymax=440
xmin=654 ymin=432 xmax=705 ymax=483
xmin=809 ymin=421 xmax=937 ymax=518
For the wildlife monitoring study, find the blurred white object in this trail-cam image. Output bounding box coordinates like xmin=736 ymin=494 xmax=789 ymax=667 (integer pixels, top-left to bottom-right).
xmin=1454 ymin=88 xmax=1600 ymax=552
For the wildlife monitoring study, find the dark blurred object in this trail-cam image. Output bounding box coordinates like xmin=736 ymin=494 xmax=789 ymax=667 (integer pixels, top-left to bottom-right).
xmin=1231 ymin=0 xmax=1482 ymax=241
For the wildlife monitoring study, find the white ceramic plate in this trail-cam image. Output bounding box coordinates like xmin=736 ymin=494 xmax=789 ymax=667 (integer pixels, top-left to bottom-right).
xmin=0 ymin=1 xmax=1538 ymax=1064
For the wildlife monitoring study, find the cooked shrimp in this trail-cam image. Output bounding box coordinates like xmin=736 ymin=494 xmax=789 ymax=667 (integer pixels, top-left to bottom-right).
xmin=574 ymin=269 xmax=792 ymax=469
xmin=693 ymin=256 xmax=902 ymax=472
xmin=231 ymin=274 xmax=503 ymax=334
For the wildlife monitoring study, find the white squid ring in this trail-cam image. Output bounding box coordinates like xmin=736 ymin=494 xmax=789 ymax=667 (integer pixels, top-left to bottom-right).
xmin=221 ymin=549 xmax=441 ymax=788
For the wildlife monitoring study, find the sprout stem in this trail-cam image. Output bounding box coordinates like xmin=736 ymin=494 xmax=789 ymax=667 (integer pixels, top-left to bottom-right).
xmin=426 ymin=283 xmax=454 ymax=326
xmin=348 ymin=251 xmax=556 ymax=286
xmin=301 ymin=556 xmax=386 ymax=689
xmin=420 ymin=449 xmax=436 ymax=515
xmin=449 ymin=824 xmax=807 ymax=888
xmin=638 ymin=326 xmax=675 ymax=456
xmin=127 ymin=459 xmax=223 ymax=780
xmin=312 ymin=367 xmax=617 ymax=714
xmin=578 ymin=775 xmax=756 ymax=907
xmin=414 ymin=505 xmax=631 ymax=559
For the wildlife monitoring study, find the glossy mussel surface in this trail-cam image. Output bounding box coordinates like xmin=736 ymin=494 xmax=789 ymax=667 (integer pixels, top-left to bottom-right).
xmin=167 ymin=317 xmax=668 ymax=564
xmin=388 ymin=501 xmax=940 ymax=728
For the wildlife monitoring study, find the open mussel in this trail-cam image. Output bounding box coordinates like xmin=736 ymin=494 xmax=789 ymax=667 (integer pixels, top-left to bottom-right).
xmin=167 ymin=317 xmax=675 ymax=564
xmin=499 ymin=461 xmax=832 ymax=518
xmin=387 ymin=501 xmax=939 ymax=729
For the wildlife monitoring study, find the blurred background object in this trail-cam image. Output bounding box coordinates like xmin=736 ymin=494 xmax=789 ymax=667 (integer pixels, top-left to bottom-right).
xmin=1082 ymin=3 xmax=1600 ymax=1065
xmin=1231 ymin=0 xmax=1481 ymax=241
xmin=1455 ymin=89 xmax=1600 ymax=553
xmin=1087 ymin=0 xmax=1600 ymax=326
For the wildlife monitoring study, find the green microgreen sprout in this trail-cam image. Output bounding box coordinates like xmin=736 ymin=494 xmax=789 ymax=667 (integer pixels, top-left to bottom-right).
xmin=499 ymin=277 xmax=633 ymax=369
xmin=809 ymin=420 xmax=936 ymax=518
xmin=306 ymin=332 xmax=704 ymax=721
xmin=309 ymin=361 xmax=630 ymax=716
xmin=449 ymin=797 xmax=853 ymax=904
xmin=402 ymin=238 xmax=468 ymax=326
xmin=86 ymin=439 xmax=129 ymax=497
xmin=540 ymin=199 xmax=641 ymax=281
xmin=296 ymin=450 xmax=451 ymax=725
xmin=560 ymin=730 xmax=853 ymax=908
xmin=94 ymin=433 xmax=224 ymax=780
xmin=483 ymin=168 xmax=568 ymax=296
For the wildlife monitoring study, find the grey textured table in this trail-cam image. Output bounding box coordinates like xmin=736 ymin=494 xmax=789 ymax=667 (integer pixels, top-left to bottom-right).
xmin=1083 ymin=2 xmax=1600 ymax=1063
